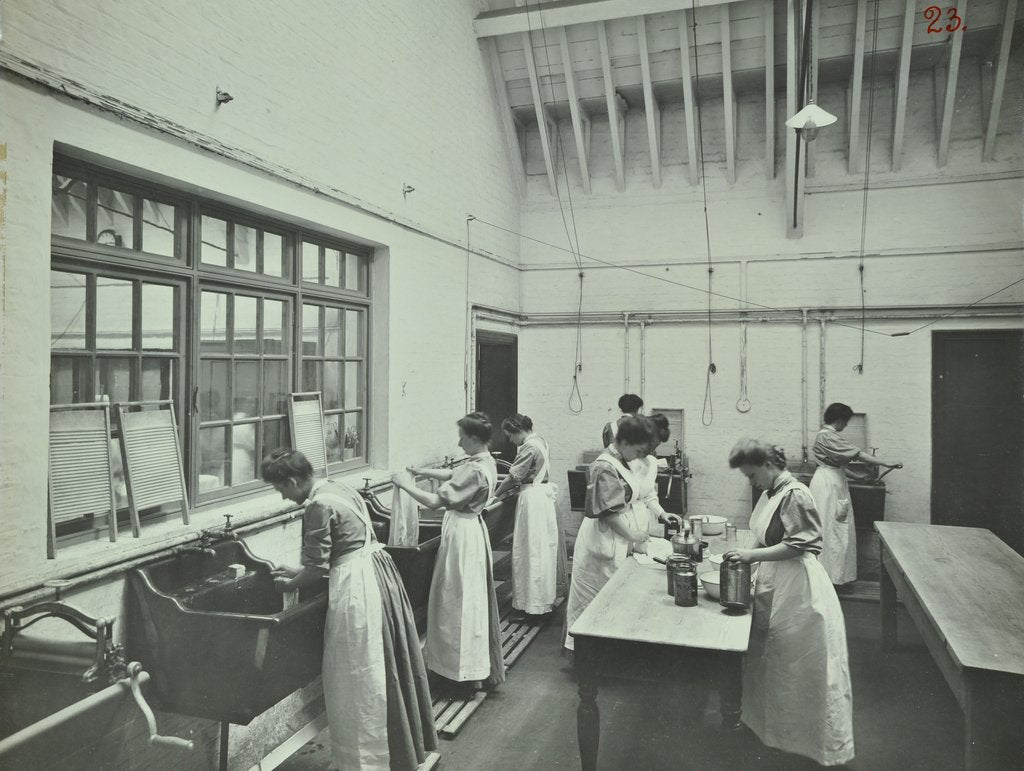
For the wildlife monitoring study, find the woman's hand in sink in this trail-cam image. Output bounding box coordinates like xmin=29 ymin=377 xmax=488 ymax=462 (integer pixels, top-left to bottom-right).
xmin=271 ymin=565 xmax=300 ymax=591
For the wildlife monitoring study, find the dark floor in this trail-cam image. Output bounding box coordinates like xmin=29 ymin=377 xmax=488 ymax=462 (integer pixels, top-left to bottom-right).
xmin=279 ymin=595 xmax=965 ymax=771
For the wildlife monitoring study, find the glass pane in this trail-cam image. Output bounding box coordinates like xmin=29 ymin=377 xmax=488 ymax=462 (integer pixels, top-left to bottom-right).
xmin=200 ymin=292 xmax=228 ymax=354
xmin=302 ymin=360 xmax=321 ymax=392
xmin=50 ymin=356 xmax=89 ymax=404
xmin=141 ymin=283 xmax=175 ymax=350
xmin=345 ymin=361 xmax=363 ymax=408
xmin=234 ymin=296 xmax=258 ymax=354
xmin=97 ymin=357 xmax=132 ymax=403
xmin=263 ymin=360 xmax=287 ymax=416
xmin=323 ymin=362 xmax=342 ymax=410
xmin=263 ymin=299 xmax=286 ymax=354
xmin=234 ymin=224 xmax=257 ymax=272
xmin=96 ymin=187 xmax=136 ymax=249
xmin=324 ymin=248 xmax=342 ymax=287
xmin=231 ymin=422 xmax=257 ymax=485
xmin=302 ymin=242 xmax=319 ymax=282
xmin=95 ymin=278 xmax=134 ymax=349
xmin=302 ymin=304 xmax=321 ymax=356
xmin=345 ymin=309 xmax=364 ymax=356
xmin=343 ymin=412 xmax=363 ymax=460
xmin=263 ymin=232 xmax=283 ymax=277
xmin=234 ymin=361 xmax=260 ymax=420
xmin=200 ymin=360 xmax=230 ymax=421
xmin=344 ymin=253 xmax=367 ymax=293
xmin=201 ymin=215 xmax=228 ymax=266
xmin=324 ymin=307 xmax=343 ymax=357
xmin=141 ymin=359 xmax=174 ymax=401
xmin=50 ymin=271 xmax=87 ymax=349
xmin=325 ymin=414 xmax=343 ymax=463
xmin=141 ymin=199 xmax=176 ymax=257
xmin=199 ymin=425 xmax=229 ymax=491
xmin=262 ymin=418 xmax=287 ymax=460
xmin=51 ymin=175 xmax=88 ymax=240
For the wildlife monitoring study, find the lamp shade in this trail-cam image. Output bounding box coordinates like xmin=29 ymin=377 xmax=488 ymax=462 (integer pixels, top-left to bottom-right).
xmin=785 ymin=100 xmax=837 ymax=130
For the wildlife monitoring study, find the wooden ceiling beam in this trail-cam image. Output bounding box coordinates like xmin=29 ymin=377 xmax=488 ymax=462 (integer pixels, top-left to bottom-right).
xmin=983 ymin=0 xmax=1016 ymax=161
xmin=486 ymin=38 xmax=526 ymax=196
xmin=936 ymin=1 xmax=967 ymax=167
xmin=848 ymin=0 xmax=866 ymax=174
xmin=721 ymin=4 xmax=737 ymax=184
xmin=764 ymin=0 xmax=775 ymax=180
xmin=559 ymin=27 xmax=592 ymax=194
xmin=891 ymin=0 xmax=915 ymax=172
xmin=521 ymin=31 xmax=560 ymax=196
xmin=598 ymin=21 xmax=627 ymax=191
xmin=786 ymin=0 xmax=804 ymax=237
xmin=475 ymin=0 xmax=734 ymax=38
xmin=637 ymin=16 xmax=663 ymax=188
xmin=679 ymin=10 xmax=700 ymax=185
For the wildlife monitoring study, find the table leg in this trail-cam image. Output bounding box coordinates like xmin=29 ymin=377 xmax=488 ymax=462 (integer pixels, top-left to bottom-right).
xmin=577 ymin=675 xmax=600 ymax=771
xmin=880 ymin=546 xmax=898 ymax=651
xmin=717 ymin=653 xmax=743 ymax=731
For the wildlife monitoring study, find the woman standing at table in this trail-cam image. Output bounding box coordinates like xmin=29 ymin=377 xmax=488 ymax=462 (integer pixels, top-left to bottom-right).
xmin=564 ymin=416 xmax=653 ymax=652
xmin=629 ymin=414 xmax=682 ymax=536
xmin=723 ymin=439 xmax=854 ymax=767
xmin=262 ymin=449 xmax=436 ymax=770
xmin=391 ymin=412 xmax=505 ymax=692
xmin=492 ymin=413 xmax=568 ymax=621
xmin=811 ymin=402 xmax=902 ymax=587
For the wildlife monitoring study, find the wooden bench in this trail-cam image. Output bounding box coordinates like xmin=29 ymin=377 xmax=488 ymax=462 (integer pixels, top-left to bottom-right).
xmin=876 ymin=522 xmax=1024 ymax=770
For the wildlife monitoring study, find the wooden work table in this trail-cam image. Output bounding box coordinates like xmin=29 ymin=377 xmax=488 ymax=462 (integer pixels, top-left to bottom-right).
xmin=569 ymin=531 xmax=755 ymax=771
xmin=876 ymin=522 xmax=1024 ymax=770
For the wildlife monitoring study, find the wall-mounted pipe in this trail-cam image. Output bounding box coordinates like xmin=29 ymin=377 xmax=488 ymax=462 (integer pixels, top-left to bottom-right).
xmin=819 ymin=317 xmax=827 ymax=427
xmin=639 ymin=319 xmax=648 ymax=402
xmin=623 ymin=313 xmax=631 ymax=393
xmin=801 ymin=309 xmax=809 ymax=463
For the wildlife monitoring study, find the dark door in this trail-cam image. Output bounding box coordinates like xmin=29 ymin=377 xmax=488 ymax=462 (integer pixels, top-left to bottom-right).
xmin=932 ymin=330 xmax=1024 ymax=554
xmin=475 ymin=331 xmax=517 ymax=465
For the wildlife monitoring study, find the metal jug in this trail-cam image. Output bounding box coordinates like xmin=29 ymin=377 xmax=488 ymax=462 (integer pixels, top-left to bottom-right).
xmin=719 ymin=560 xmax=752 ymax=610
xmin=688 ymin=515 xmax=704 ymax=542
xmin=670 ymin=528 xmax=690 ymax=555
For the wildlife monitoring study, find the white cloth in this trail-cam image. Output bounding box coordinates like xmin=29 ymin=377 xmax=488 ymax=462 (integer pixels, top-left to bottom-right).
xmin=564 ymin=450 xmax=638 ymax=651
xmin=316 ymin=483 xmax=390 ymax=770
xmin=629 ymin=454 xmax=667 ymax=537
xmin=743 ymin=477 xmax=855 ymax=767
xmin=424 ymin=459 xmax=498 ymax=681
xmin=810 ymin=466 xmax=857 ymax=584
xmin=389 ymin=484 xmax=420 ymax=547
xmin=511 ymin=437 xmax=560 ymax=614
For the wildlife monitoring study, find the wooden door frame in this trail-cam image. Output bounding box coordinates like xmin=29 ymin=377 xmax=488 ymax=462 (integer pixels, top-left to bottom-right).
xmin=474 ymin=329 xmax=518 ymax=411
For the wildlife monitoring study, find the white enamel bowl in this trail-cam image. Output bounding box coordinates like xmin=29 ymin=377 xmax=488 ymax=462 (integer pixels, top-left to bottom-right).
xmin=707 ymin=553 xmax=725 ymax=569
xmin=694 ymin=514 xmax=729 ymax=536
xmin=699 ymin=571 xmax=721 ymax=600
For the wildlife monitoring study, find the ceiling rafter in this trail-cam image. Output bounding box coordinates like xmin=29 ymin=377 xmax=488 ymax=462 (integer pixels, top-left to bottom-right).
xmin=786 ymin=0 xmax=804 ymax=237
xmin=848 ymin=0 xmax=867 ymax=174
xmin=679 ymin=9 xmax=700 ymax=185
xmin=936 ymin=1 xmax=967 ymax=167
xmin=891 ymin=0 xmax=916 ymax=172
xmin=637 ymin=15 xmax=663 ymax=188
xmin=764 ymin=0 xmax=775 ymax=180
xmin=558 ymin=27 xmax=592 ymax=194
xmin=805 ymin=0 xmax=820 ymax=177
xmin=597 ymin=21 xmax=627 ymax=191
xmin=486 ymin=37 xmax=527 ymax=195
xmin=521 ymin=30 xmax=560 ymax=195
xmin=983 ymin=0 xmax=1017 ymax=161
xmin=721 ymin=4 xmax=737 ymax=184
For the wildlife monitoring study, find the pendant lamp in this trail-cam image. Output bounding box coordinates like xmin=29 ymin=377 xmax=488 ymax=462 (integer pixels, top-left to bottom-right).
xmin=785 ymin=100 xmax=837 ymax=141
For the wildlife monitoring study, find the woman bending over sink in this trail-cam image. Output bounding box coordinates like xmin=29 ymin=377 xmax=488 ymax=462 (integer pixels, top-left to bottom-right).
xmin=262 ymin=449 xmax=436 ymax=771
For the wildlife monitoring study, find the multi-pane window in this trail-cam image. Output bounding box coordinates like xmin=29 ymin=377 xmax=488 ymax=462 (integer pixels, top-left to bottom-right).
xmin=49 ymin=157 xmax=372 ymax=529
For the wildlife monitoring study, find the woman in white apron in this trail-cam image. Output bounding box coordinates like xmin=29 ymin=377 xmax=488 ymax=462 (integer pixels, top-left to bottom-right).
xmin=810 ymin=402 xmax=902 ymax=586
xmin=261 ymin=449 xmax=436 ymax=771
xmin=392 ymin=412 xmax=505 ymax=691
xmin=601 ymin=393 xmax=643 ymax=447
xmin=629 ymin=414 xmax=682 ymax=537
xmin=722 ymin=440 xmax=854 ymax=767
xmin=564 ymin=416 xmax=653 ymax=652
xmin=492 ymin=414 xmax=568 ymax=618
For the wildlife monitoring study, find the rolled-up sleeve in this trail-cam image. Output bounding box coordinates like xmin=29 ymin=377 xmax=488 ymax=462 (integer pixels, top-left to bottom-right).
xmin=437 ymin=464 xmax=487 ymax=510
xmin=767 ymin=488 xmax=823 ymax=553
xmin=814 ymin=430 xmax=860 ymax=466
xmin=585 ymin=464 xmax=630 ymax=519
xmin=301 ymin=502 xmax=333 ymax=575
xmin=507 ymin=442 xmax=540 ymax=483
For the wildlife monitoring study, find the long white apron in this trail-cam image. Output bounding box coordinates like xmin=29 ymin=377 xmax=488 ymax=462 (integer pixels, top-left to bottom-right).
xmin=424 ymin=460 xmax=498 ymax=681
xmin=564 ymin=452 xmax=637 ymax=651
xmin=511 ymin=437 xmax=560 ymax=614
xmin=317 ymin=485 xmax=390 ymax=770
xmin=629 ymin=455 xmax=660 ymax=537
xmin=810 ymin=464 xmax=857 ymax=584
xmin=743 ymin=480 xmax=855 ymax=767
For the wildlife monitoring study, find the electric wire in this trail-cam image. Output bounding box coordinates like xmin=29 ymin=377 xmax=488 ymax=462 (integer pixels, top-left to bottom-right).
xmin=890 ymin=277 xmax=1024 ymax=337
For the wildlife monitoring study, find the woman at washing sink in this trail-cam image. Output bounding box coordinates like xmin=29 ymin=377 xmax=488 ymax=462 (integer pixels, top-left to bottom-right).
xmin=261 ymin=449 xmax=436 ymax=771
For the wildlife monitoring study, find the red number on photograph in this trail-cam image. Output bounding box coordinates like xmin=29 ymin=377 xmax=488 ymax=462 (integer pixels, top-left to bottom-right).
xmin=925 ymin=6 xmax=964 ymax=34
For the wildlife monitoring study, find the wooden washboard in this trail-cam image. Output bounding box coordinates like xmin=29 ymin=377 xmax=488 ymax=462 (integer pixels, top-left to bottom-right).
xmin=48 ymin=403 xmax=117 ymax=557
xmin=115 ymin=401 xmax=190 ymax=535
xmin=288 ymin=392 xmax=329 ymax=477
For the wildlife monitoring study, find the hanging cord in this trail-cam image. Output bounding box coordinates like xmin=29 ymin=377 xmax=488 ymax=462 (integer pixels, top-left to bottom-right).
xmin=524 ymin=0 xmax=587 ymax=410
xmin=687 ymin=2 xmax=716 ymax=426
xmin=736 ymin=322 xmax=751 ymax=412
xmin=853 ymin=0 xmax=881 ymax=373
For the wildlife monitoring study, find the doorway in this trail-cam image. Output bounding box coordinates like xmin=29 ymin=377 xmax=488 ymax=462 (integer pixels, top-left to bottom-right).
xmin=932 ymin=330 xmax=1024 ymax=554
xmin=475 ymin=330 xmax=517 ymax=465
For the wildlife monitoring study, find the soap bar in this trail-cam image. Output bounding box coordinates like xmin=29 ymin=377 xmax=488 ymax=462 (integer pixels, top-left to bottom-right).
xmin=227 ymin=563 xmax=246 ymax=579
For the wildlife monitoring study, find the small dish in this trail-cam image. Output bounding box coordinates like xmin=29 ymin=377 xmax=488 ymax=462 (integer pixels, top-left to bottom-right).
xmin=699 ymin=571 xmax=721 ymax=600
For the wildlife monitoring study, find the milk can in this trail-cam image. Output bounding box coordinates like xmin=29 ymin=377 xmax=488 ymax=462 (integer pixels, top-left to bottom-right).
xmin=665 ymin=554 xmax=691 ymax=596
xmin=673 ymin=561 xmax=698 ymax=607
xmin=719 ymin=560 xmax=752 ymax=610
xmin=688 ymin=515 xmax=704 ymax=543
